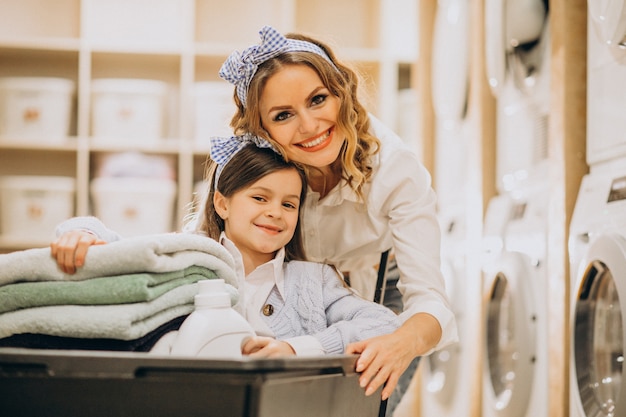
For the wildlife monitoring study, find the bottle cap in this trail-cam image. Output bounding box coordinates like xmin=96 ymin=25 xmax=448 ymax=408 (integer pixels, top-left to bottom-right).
xmin=194 ymin=279 xmax=230 ymax=308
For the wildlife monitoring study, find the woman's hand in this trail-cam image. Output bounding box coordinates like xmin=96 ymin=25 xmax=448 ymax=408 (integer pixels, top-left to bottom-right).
xmin=241 ymin=336 xmax=296 ymax=357
xmin=50 ymin=230 xmax=106 ymax=274
xmin=346 ymin=313 xmax=442 ymax=400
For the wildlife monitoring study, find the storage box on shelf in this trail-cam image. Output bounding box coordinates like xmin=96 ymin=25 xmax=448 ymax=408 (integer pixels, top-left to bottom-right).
xmin=0 ymin=77 xmax=75 ymax=143
xmin=90 ymin=176 xmax=177 ymax=237
xmin=89 ymin=151 xmax=177 ymax=237
xmin=0 ymin=175 xmax=75 ymax=244
xmin=192 ymin=81 xmax=234 ymax=146
xmin=91 ymin=78 xmax=169 ymax=142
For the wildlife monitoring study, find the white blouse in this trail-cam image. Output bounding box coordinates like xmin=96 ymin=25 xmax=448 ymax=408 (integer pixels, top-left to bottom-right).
xmin=300 ymin=115 xmax=458 ymax=353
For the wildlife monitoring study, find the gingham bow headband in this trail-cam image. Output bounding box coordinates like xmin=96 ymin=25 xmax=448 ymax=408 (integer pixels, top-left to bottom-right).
xmin=210 ymin=134 xmax=277 ymax=189
xmin=219 ymin=25 xmax=338 ymax=107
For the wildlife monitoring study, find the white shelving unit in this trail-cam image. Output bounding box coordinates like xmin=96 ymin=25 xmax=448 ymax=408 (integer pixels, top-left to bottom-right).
xmin=0 ymin=0 xmax=418 ymax=251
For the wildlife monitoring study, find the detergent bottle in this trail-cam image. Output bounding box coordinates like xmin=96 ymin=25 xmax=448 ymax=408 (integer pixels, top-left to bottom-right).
xmin=170 ymin=279 xmax=255 ymax=359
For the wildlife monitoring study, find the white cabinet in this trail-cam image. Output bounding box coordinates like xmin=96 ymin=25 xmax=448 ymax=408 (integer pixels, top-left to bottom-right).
xmin=0 ymin=0 xmax=418 ymax=251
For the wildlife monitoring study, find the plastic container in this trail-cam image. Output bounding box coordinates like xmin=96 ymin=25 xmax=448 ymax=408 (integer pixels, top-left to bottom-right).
xmin=0 ymin=77 xmax=75 ymax=141
xmin=192 ymin=81 xmax=234 ymax=145
xmin=90 ymin=176 xmax=177 ymax=237
xmin=0 ymin=175 xmax=75 ymax=240
xmin=170 ymin=279 xmax=255 ymax=359
xmin=91 ymin=78 xmax=168 ymax=141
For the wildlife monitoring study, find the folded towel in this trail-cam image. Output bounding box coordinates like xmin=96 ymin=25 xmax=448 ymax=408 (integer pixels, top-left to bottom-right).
xmin=0 ymin=266 xmax=217 ymax=314
xmin=0 ymin=315 xmax=189 ymax=352
xmin=0 ymin=233 xmax=236 ymax=288
xmin=0 ymin=283 xmax=237 ymax=340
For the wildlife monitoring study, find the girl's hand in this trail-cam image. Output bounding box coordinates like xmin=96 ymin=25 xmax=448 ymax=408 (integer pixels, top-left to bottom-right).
xmin=346 ymin=313 xmax=442 ymax=400
xmin=50 ymin=230 xmax=106 ymax=274
xmin=242 ymin=336 xmax=296 ymax=357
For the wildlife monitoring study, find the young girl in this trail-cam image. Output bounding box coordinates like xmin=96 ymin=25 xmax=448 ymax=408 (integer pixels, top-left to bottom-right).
xmin=51 ymin=135 xmax=400 ymax=357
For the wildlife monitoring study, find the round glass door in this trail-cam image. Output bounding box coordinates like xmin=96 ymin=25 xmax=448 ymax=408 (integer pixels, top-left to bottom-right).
xmin=425 ymin=254 xmax=460 ymax=401
xmin=574 ymin=260 xmax=623 ymax=417
xmin=486 ymin=272 xmax=516 ymax=409
xmin=484 ymin=252 xmax=535 ymax=415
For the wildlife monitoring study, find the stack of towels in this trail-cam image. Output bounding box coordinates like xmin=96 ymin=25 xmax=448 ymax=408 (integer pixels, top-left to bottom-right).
xmin=0 ymin=233 xmax=237 ymax=352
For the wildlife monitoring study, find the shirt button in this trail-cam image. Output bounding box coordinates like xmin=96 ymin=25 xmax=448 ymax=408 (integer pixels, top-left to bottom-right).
xmin=262 ymin=304 xmax=274 ymax=316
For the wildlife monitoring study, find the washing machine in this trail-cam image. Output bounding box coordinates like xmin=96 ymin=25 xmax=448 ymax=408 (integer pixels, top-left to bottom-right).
xmin=421 ymin=204 xmax=470 ymax=416
xmin=569 ymin=158 xmax=626 ymax=417
xmin=420 ymin=3 xmax=472 ymax=414
xmin=431 ymin=0 xmax=470 ymax=211
xmin=482 ymin=172 xmax=550 ymax=417
xmin=485 ymin=0 xmax=550 ymax=194
xmin=586 ymin=0 xmax=626 ymax=166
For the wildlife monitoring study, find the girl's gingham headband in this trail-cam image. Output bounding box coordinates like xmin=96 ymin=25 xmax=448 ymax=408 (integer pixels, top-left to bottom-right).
xmin=219 ymin=25 xmax=338 ymax=107
xmin=210 ymin=134 xmax=277 ymax=189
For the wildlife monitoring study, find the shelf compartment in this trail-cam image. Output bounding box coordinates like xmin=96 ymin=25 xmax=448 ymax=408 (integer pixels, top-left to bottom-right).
xmin=194 ymin=0 xmax=289 ymax=47
xmin=90 ymin=52 xmax=182 ymax=139
xmin=0 ymin=148 xmax=77 ymax=178
xmin=0 ymin=48 xmax=79 ymax=80
xmin=82 ymin=0 xmax=192 ymax=51
xmin=295 ymin=0 xmax=380 ymax=50
xmin=0 ymin=0 xmax=80 ymax=40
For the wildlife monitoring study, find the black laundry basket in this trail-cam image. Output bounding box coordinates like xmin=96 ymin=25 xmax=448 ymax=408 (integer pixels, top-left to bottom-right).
xmin=0 ymin=348 xmax=383 ymax=417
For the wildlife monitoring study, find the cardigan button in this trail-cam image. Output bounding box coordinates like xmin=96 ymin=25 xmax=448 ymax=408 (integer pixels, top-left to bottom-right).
xmin=262 ymin=304 xmax=274 ymax=316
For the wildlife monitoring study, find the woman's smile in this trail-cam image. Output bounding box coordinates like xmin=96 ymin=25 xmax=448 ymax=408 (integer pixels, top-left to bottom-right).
xmin=297 ymin=127 xmax=333 ymax=151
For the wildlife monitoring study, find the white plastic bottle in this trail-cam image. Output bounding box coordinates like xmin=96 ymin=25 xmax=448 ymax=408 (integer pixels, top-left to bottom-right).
xmin=170 ymin=279 xmax=255 ymax=359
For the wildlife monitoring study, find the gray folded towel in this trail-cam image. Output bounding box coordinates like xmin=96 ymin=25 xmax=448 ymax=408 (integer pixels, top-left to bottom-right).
xmin=0 ymin=232 xmax=236 ymax=288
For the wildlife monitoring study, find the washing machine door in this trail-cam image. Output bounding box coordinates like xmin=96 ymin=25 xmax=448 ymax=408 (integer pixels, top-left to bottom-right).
xmin=484 ymin=251 xmax=536 ymax=416
xmin=484 ymin=0 xmax=547 ymax=95
xmin=423 ymin=254 xmax=461 ymax=403
xmin=432 ymin=0 xmax=469 ymax=123
xmin=572 ymin=233 xmax=626 ymax=417
xmin=588 ymin=0 xmax=626 ymax=55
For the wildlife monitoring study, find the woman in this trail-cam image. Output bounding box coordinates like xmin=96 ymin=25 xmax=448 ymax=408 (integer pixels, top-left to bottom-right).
xmin=200 ymin=25 xmax=459 ymax=412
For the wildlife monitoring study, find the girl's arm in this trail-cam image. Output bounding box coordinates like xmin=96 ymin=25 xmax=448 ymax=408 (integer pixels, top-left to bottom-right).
xmin=50 ymin=216 xmax=122 ymax=274
xmin=308 ymin=265 xmax=401 ymax=355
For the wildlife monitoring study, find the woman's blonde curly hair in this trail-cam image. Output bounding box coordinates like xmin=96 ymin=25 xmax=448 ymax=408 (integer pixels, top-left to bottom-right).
xmin=228 ymin=33 xmax=381 ymax=201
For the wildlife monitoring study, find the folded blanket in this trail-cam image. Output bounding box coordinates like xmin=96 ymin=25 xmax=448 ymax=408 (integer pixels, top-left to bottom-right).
xmin=0 ymin=233 xmax=236 ymax=288
xmin=0 ymin=283 xmax=237 ymax=340
xmin=0 ymin=266 xmax=217 ymax=314
xmin=0 ymin=315 xmax=189 ymax=352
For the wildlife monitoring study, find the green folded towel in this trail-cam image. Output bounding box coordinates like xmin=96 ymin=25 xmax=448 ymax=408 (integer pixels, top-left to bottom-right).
xmin=0 ymin=265 xmax=217 ymax=314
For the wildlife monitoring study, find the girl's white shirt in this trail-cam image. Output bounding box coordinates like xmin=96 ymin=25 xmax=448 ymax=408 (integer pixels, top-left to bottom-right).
xmin=219 ymin=233 xmax=325 ymax=356
xmin=300 ymin=114 xmax=458 ymax=353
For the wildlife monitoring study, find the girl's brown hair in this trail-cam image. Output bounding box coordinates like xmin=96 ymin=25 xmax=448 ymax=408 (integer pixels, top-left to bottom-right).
xmin=229 ymin=33 xmax=380 ymax=201
xmin=200 ymin=145 xmax=307 ymax=262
